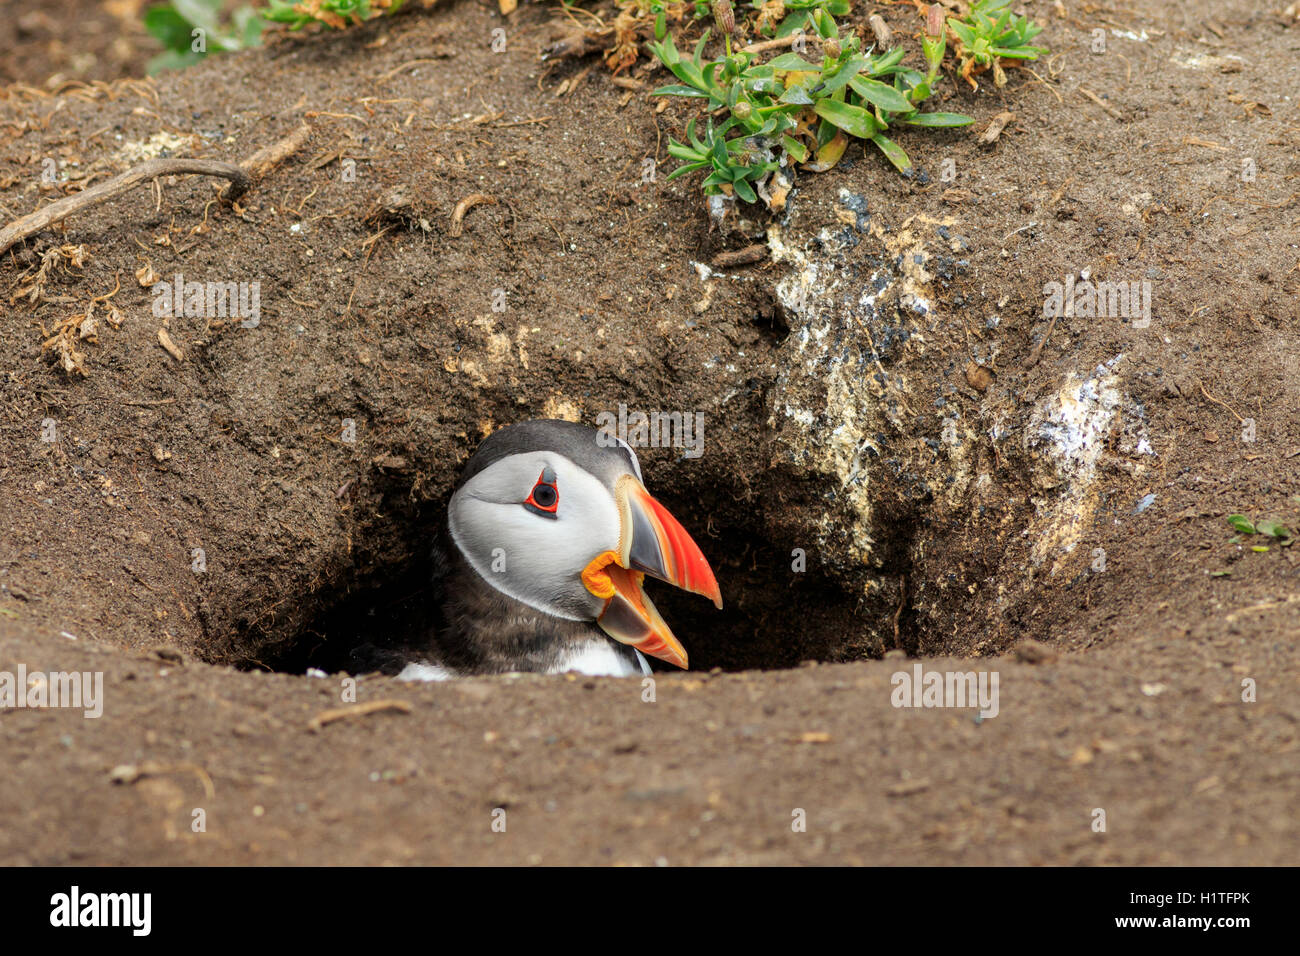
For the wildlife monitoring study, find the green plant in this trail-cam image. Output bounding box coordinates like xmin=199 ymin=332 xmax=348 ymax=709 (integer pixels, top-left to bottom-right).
xmin=751 ymin=0 xmax=850 ymax=38
xmin=144 ymin=0 xmax=408 ymax=73
xmin=947 ymin=0 xmax=1048 ymax=89
xmin=261 ymin=0 xmax=406 ymax=30
xmin=666 ymin=117 xmax=780 ymax=202
xmin=1227 ymin=514 xmax=1294 ymax=551
xmin=144 ymin=0 xmax=264 ymax=73
xmin=650 ymin=3 xmax=972 ymax=201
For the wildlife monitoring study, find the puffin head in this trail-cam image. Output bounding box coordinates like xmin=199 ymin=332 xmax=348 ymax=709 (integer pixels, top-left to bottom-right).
xmin=447 ymin=420 xmax=722 ymax=669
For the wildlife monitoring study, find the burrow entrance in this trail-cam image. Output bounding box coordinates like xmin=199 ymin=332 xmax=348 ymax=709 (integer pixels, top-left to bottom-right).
xmin=249 ymin=461 xmax=921 ymax=678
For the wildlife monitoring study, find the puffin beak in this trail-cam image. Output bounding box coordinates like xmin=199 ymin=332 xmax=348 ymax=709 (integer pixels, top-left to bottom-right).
xmin=581 ymin=475 xmax=723 ymax=670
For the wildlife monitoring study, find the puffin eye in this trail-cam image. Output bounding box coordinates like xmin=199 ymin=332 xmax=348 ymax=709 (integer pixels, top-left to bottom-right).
xmin=523 ymin=468 xmax=559 ymax=518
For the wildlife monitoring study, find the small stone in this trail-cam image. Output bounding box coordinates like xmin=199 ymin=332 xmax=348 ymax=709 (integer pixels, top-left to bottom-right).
xmin=965 ymin=360 xmax=995 ymax=392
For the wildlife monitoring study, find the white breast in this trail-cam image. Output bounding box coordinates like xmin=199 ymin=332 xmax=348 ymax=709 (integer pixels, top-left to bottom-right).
xmin=395 ymin=661 xmax=457 ymax=682
xmin=555 ymin=642 xmax=651 ymax=677
xmin=392 ymin=647 xmax=650 ymax=681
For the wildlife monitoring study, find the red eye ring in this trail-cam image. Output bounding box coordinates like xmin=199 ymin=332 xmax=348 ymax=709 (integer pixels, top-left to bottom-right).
xmin=523 ymin=468 xmax=559 ymax=517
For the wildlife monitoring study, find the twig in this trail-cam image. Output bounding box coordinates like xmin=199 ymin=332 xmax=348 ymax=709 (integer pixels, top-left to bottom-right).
xmin=307 ymin=699 xmax=413 ymax=732
xmin=1025 ymin=313 xmax=1058 ymax=368
xmin=1197 ymin=380 xmax=1247 ymax=424
xmin=229 ymin=123 xmax=312 ymax=199
xmin=109 ymin=760 xmax=215 ymax=800
xmin=450 ymin=193 xmax=496 ymax=238
xmin=0 ymin=123 xmax=312 ymax=257
xmin=711 ymin=244 xmax=769 ymax=268
xmin=740 ymin=35 xmax=800 ymax=54
xmin=1078 ymin=87 xmax=1122 ymax=120
xmin=0 ymin=159 xmax=249 ymax=256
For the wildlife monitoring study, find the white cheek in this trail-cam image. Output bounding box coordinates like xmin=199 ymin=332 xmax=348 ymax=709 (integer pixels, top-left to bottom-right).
xmin=450 ymin=466 xmax=621 ymax=619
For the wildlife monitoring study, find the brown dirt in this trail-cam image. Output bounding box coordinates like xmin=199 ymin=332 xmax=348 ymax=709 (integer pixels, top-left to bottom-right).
xmin=0 ymin=0 xmax=1297 ymax=865
xmin=0 ymin=0 xmax=159 ymax=87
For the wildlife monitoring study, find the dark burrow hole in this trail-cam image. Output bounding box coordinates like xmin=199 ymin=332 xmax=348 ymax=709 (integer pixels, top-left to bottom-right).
xmin=259 ymin=472 xmax=890 ymax=677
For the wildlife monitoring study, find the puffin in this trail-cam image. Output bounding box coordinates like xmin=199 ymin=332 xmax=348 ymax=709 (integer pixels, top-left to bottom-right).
xmin=395 ymin=420 xmax=723 ymax=680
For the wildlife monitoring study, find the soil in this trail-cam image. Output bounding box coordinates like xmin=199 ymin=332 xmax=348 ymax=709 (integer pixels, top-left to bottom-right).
xmin=0 ymin=0 xmax=159 ymax=87
xmin=0 ymin=0 xmax=1297 ymax=865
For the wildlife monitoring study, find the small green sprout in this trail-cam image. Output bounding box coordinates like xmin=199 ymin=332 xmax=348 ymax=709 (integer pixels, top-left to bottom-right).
xmin=1227 ymin=514 xmax=1256 ymax=534
xmin=1226 ymin=514 xmax=1293 ymax=545
xmin=947 ymin=0 xmax=1048 ymax=89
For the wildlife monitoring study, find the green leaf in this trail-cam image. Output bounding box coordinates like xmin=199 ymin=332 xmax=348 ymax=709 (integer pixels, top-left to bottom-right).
xmin=813 ymin=99 xmax=879 ymax=139
xmin=667 ymin=140 xmax=704 ymax=161
xmin=686 ymin=118 xmax=705 ymax=151
xmin=653 ymin=84 xmax=710 ymax=98
xmin=849 ymin=76 xmax=914 ymax=113
xmin=693 ymin=29 xmax=712 ymax=68
xmin=143 ymin=7 xmax=197 ymax=52
xmin=821 ymin=54 xmax=869 ymax=94
xmin=709 ymin=132 xmax=729 ymax=167
xmin=902 ymin=111 xmax=976 ymax=127
xmin=234 ymin=8 xmax=265 ymax=48
xmin=653 ymin=33 xmax=680 ymax=67
xmin=173 ymin=0 xmax=223 ymax=32
xmin=147 ymin=48 xmax=207 ymax=73
xmin=870 ymin=46 xmax=907 ymax=74
xmin=767 ymin=53 xmax=823 ymax=72
xmin=775 ymin=11 xmax=810 ymax=38
xmin=747 ymin=77 xmax=784 ymax=95
xmin=1256 ymin=520 xmax=1292 ymax=540
xmin=670 ymin=60 xmax=708 ymax=90
xmin=733 ymin=178 xmax=758 ymax=203
xmin=816 ymin=117 xmax=839 ymax=147
xmin=948 ymin=19 xmax=977 ymax=46
xmin=781 ymin=134 xmax=809 ymax=163
xmin=870 ymin=133 xmax=912 ymax=175
xmin=1227 ymin=514 xmax=1256 ymax=535
xmin=778 ymin=84 xmax=815 ymax=106
xmin=813 ymin=8 xmax=836 ymax=39
xmin=666 ymin=162 xmax=708 ymax=181
xmin=990 ymin=45 xmax=1048 ymax=60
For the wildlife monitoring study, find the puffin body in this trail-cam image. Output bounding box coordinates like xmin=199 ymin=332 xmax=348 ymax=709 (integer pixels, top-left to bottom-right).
xmin=399 ymin=420 xmax=722 ymax=680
